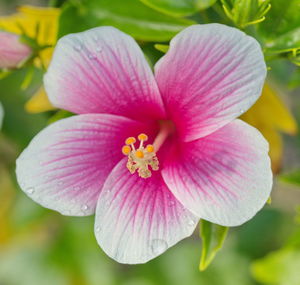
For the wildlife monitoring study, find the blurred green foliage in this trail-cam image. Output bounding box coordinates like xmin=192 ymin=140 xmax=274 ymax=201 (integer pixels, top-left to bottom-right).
xmin=58 ymin=0 xmax=195 ymax=41
xmin=280 ymin=170 xmax=300 ymax=186
xmin=258 ymin=0 xmax=300 ymax=64
xmin=251 ymin=228 xmax=300 ymax=285
xmin=138 ymin=0 xmax=217 ymax=16
xmin=0 ymin=68 xmax=48 ymax=149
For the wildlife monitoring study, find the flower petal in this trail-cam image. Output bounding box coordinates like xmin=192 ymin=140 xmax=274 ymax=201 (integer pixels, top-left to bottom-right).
xmin=0 ymin=31 xmax=32 ymax=69
xmin=44 ymin=26 xmax=166 ymax=121
xmin=155 ymin=24 xmax=267 ymax=141
xmin=94 ymin=158 xmax=198 ymax=264
xmin=162 ymin=119 xmax=273 ymax=226
xmin=16 ymin=114 xmax=153 ymax=216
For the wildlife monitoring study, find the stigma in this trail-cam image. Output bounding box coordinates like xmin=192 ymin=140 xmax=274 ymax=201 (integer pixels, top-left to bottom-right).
xmin=122 ymin=133 xmax=159 ymax=178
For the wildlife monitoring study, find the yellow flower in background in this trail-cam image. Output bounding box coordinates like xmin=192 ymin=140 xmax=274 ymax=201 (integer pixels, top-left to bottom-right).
xmin=0 ymin=5 xmax=60 ymax=68
xmin=0 ymin=5 xmax=60 ymax=112
xmin=241 ymin=83 xmax=298 ymax=173
xmin=25 ymin=86 xmax=53 ymax=113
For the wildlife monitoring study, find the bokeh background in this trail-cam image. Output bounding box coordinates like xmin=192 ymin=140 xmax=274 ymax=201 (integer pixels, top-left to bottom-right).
xmin=0 ymin=0 xmax=300 ymax=284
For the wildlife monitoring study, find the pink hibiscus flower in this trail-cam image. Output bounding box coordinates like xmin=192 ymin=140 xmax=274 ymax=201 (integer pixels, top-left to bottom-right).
xmin=0 ymin=31 xmax=32 ymax=69
xmin=16 ymin=24 xmax=272 ymax=264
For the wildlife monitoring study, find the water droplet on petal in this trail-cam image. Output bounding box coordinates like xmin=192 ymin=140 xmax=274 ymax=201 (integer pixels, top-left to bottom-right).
xmin=81 ymin=204 xmax=88 ymax=211
xmin=151 ymin=239 xmax=168 ymax=255
xmin=188 ymin=219 xmax=195 ymax=227
xmin=96 ymin=47 xmax=103 ymax=53
xmin=240 ymin=109 xmax=244 ymax=114
xmin=95 ymin=226 xmax=101 ymax=233
xmin=26 ymin=187 xmax=35 ymax=194
xmin=73 ymin=43 xmax=82 ymax=52
xmin=88 ymin=54 xmax=96 ymax=60
xmin=169 ymin=200 xmax=175 ymax=207
xmin=74 ymin=186 xmax=81 ymax=191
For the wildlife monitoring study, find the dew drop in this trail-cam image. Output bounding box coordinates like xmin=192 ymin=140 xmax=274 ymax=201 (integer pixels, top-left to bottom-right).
xmin=88 ymin=53 xmax=96 ymax=60
xmin=96 ymin=47 xmax=103 ymax=53
xmin=81 ymin=204 xmax=88 ymax=211
xmin=95 ymin=226 xmax=101 ymax=233
xmin=151 ymin=239 xmax=168 ymax=255
xmin=73 ymin=43 xmax=82 ymax=52
xmin=168 ymin=200 xmax=175 ymax=207
xmin=26 ymin=187 xmax=35 ymax=194
xmin=74 ymin=186 xmax=81 ymax=191
xmin=188 ymin=219 xmax=195 ymax=227
xmin=239 ymin=109 xmax=244 ymax=114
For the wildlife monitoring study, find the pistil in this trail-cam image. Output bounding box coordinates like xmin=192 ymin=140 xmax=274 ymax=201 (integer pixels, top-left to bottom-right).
xmin=153 ymin=121 xmax=174 ymax=152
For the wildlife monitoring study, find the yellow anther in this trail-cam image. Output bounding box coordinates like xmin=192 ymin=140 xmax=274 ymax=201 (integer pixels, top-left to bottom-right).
xmin=146 ymin=144 xmax=154 ymax=153
xmin=122 ymin=133 xmax=159 ymax=178
xmin=125 ymin=137 xmax=136 ymax=145
xmin=135 ymin=150 xmax=144 ymax=158
xmin=122 ymin=145 xmax=131 ymax=155
xmin=138 ymin=133 xmax=148 ymax=141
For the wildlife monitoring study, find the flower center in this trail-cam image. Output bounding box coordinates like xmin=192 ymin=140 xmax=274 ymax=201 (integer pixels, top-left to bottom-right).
xmin=122 ymin=121 xmax=173 ymax=179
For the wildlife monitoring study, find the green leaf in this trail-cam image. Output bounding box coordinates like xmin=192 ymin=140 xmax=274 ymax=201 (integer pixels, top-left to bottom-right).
xmin=138 ymin=0 xmax=217 ymax=17
xmin=196 ymin=0 xmax=218 ymax=10
xmin=258 ymin=0 xmax=300 ymax=56
xmin=154 ymin=44 xmax=169 ymax=53
xmin=48 ymin=110 xmax=74 ymax=125
xmin=259 ymin=0 xmax=300 ymax=37
xmin=220 ymin=0 xmax=271 ymax=29
xmin=280 ymin=170 xmax=300 ymax=186
xmin=58 ymin=0 xmax=195 ymax=42
xmin=289 ymin=50 xmax=300 ymax=66
xmin=263 ymin=28 xmax=300 ymax=54
xmin=199 ymin=220 xmax=229 ymax=271
xmin=58 ymin=3 xmax=91 ymax=37
xmin=251 ymin=248 xmax=300 ymax=285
